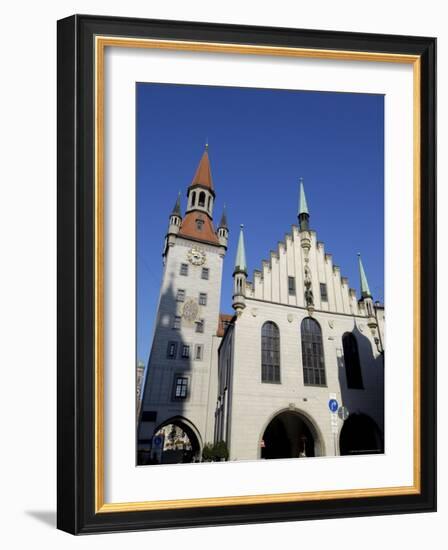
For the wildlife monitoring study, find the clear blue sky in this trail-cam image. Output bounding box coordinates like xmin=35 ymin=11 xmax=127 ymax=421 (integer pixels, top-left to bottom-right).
xmin=137 ymin=83 xmax=384 ymax=364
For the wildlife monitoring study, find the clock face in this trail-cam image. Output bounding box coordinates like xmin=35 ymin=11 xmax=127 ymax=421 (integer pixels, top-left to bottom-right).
xmin=187 ymin=247 xmax=206 ymax=266
xmin=182 ymin=299 xmax=199 ymax=322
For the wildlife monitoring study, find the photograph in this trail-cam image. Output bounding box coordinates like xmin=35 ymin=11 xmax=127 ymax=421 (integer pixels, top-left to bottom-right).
xmin=136 ymin=83 xmax=385 ymax=466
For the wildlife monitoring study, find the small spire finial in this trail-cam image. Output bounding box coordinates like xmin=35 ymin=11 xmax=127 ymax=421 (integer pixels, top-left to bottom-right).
xmin=358 ymin=253 xmax=372 ymax=298
xmin=205 ymin=138 xmax=209 ymax=150
xmin=234 ymin=224 xmax=247 ymax=274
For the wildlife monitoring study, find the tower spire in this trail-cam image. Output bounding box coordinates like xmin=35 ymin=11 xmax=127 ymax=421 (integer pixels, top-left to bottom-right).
xmin=358 ymin=253 xmax=372 ymax=299
xmin=298 ymin=177 xmax=310 ymax=230
xmin=234 ymin=224 xmax=247 ymax=275
xmin=171 ymin=190 xmax=182 ymax=216
xmin=233 ymin=224 xmax=247 ymax=314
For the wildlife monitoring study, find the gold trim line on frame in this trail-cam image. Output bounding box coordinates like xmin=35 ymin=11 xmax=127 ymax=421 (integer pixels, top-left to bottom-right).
xmin=94 ymin=35 xmax=422 ymax=513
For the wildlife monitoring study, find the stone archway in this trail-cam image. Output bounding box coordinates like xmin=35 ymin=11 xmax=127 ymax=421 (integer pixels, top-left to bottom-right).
xmin=150 ymin=416 xmax=202 ymax=465
xmin=260 ymin=409 xmax=323 ymax=459
xmin=339 ymin=413 xmax=384 ymax=456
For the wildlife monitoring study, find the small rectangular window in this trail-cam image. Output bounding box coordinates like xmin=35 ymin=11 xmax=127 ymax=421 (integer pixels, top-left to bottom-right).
xmin=181 ymin=344 xmax=190 ymax=358
xmin=199 ymin=292 xmax=207 ymax=306
xmin=201 ymin=267 xmax=209 ymax=280
xmin=166 ymin=341 xmax=177 ymax=359
xmin=320 ymin=283 xmax=328 ymax=301
xmin=173 ymin=316 xmax=181 ymax=330
xmin=180 ymin=263 xmax=189 ymax=276
xmin=288 ymin=276 xmax=296 ymax=295
xmin=174 ymin=376 xmax=188 ymax=399
xmin=194 ymin=344 xmax=203 ymax=360
xmin=176 ymin=289 xmax=185 ymax=302
xmin=196 ymin=219 xmax=204 ymax=231
xmin=195 ymin=319 xmax=204 ymax=333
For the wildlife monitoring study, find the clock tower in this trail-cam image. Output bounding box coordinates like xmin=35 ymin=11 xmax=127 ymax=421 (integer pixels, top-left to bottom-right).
xmin=138 ymin=146 xmax=228 ymax=463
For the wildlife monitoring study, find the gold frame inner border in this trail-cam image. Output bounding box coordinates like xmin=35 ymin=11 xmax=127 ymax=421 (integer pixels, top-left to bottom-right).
xmin=94 ymin=35 xmax=421 ymax=513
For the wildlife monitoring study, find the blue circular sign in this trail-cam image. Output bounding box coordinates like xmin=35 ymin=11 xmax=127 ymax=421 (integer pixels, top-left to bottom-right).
xmin=328 ymin=399 xmax=338 ymax=412
xmin=153 ymin=436 xmax=163 ymax=447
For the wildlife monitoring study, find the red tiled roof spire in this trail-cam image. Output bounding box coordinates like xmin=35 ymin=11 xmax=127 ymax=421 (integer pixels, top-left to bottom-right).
xmin=190 ymin=145 xmax=214 ymax=192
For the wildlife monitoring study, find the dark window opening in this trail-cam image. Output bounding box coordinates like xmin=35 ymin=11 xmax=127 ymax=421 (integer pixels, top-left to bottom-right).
xmin=201 ymin=267 xmax=209 ymax=280
xmin=261 ymin=321 xmax=281 ymax=383
xmin=288 ymin=276 xmax=296 ymax=295
xmin=166 ymin=341 xmax=177 ymax=359
xmin=176 ymin=289 xmax=185 ymax=302
xmin=320 ymin=283 xmax=328 ymax=302
xmin=174 ymin=376 xmax=188 ymax=399
xmin=342 ymin=332 xmax=364 ymax=389
xmin=198 ymin=191 xmax=206 ymax=207
xmin=199 ymin=292 xmax=207 ymax=306
xmin=180 ymin=263 xmax=189 ymax=276
xmin=301 ymin=317 xmax=326 ymax=386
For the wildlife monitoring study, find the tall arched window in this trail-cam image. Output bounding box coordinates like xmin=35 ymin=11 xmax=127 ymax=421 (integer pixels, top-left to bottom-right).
xmin=198 ymin=191 xmax=206 ymax=207
xmin=342 ymin=332 xmax=363 ymax=389
xmin=301 ymin=318 xmax=326 ymax=386
xmin=261 ymin=322 xmax=280 ymax=383
xmin=191 ymin=191 xmax=196 ymax=206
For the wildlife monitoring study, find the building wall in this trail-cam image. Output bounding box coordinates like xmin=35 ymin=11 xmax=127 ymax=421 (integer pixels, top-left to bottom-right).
xmin=222 ymin=298 xmax=384 ymax=461
xmin=138 ymin=235 xmax=225 ymax=450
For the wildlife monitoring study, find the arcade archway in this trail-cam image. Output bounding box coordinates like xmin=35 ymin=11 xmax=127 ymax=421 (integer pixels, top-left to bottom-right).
xmin=339 ymin=413 xmax=384 ymax=455
xmin=260 ymin=410 xmax=323 ymax=459
xmin=149 ymin=417 xmax=202 ymax=464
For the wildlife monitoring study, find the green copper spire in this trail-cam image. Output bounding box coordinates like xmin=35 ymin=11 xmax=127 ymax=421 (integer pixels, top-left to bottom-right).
xmin=358 ymin=253 xmax=372 ymax=298
xmin=234 ymin=224 xmax=247 ymax=274
xmin=298 ymin=178 xmax=309 ymax=215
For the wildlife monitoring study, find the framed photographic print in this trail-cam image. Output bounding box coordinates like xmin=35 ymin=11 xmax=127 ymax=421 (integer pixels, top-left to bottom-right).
xmin=57 ymin=15 xmax=436 ymax=534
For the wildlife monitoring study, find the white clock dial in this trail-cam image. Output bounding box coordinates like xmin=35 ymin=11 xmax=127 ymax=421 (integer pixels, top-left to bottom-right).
xmin=187 ymin=247 xmax=206 ymax=266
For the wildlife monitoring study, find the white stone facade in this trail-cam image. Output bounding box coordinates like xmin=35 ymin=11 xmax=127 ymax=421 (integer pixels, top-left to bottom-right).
xmin=138 ymin=152 xmax=384 ymax=463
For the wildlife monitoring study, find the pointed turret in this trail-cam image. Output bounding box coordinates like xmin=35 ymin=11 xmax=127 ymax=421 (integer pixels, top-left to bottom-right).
xmin=233 ymin=224 xmax=247 ymax=314
xmin=171 ymin=191 xmax=182 ymax=217
xmin=358 ymin=253 xmax=372 ymax=299
xmin=179 ymin=146 xmax=220 ymax=246
xmin=298 ymin=177 xmax=310 ymax=231
xmin=234 ymin=224 xmax=247 ymax=275
xmin=167 ymin=191 xmax=182 ymax=239
xmin=217 ymin=204 xmax=229 ymax=248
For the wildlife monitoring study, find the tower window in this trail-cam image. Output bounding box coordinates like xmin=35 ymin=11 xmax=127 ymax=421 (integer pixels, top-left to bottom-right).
xmin=301 ymin=317 xmax=326 ymax=386
xmin=201 ymin=267 xmax=209 ymax=280
xmin=320 ymin=283 xmax=328 ymax=302
xmin=261 ymin=321 xmax=281 ymax=383
xmin=191 ymin=191 xmax=196 ymax=206
xmin=207 ymin=196 xmax=211 ymax=211
xmin=195 ymin=319 xmax=204 ymax=333
xmin=196 ymin=219 xmax=204 ymax=231
xmin=181 ymin=344 xmax=190 ymax=359
xmin=195 ymin=344 xmax=204 ymax=360
xmin=173 ymin=316 xmax=181 ymax=330
xmin=198 ymin=191 xmax=206 ymax=207
xmin=166 ymin=341 xmax=178 ymax=359
xmin=288 ymin=276 xmax=296 ymax=295
xmin=173 ymin=376 xmax=188 ymax=399
xmin=180 ymin=263 xmax=189 ymax=276
xmin=199 ymin=292 xmax=207 ymax=306
xmin=176 ymin=289 xmax=185 ymax=302
xmin=342 ymin=332 xmax=364 ymax=389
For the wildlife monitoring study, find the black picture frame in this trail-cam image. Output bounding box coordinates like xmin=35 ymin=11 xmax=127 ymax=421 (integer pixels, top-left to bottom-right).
xmin=57 ymin=14 xmax=436 ymax=534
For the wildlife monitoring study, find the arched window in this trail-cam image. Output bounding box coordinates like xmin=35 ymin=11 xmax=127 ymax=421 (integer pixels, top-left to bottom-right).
xmin=261 ymin=322 xmax=280 ymax=383
xmin=207 ymin=196 xmax=211 ymax=211
xmin=301 ymin=318 xmax=326 ymax=386
xmin=191 ymin=191 xmax=196 ymax=206
xmin=198 ymin=191 xmax=206 ymax=207
xmin=342 ymin=333 xmax=363 ymax=389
